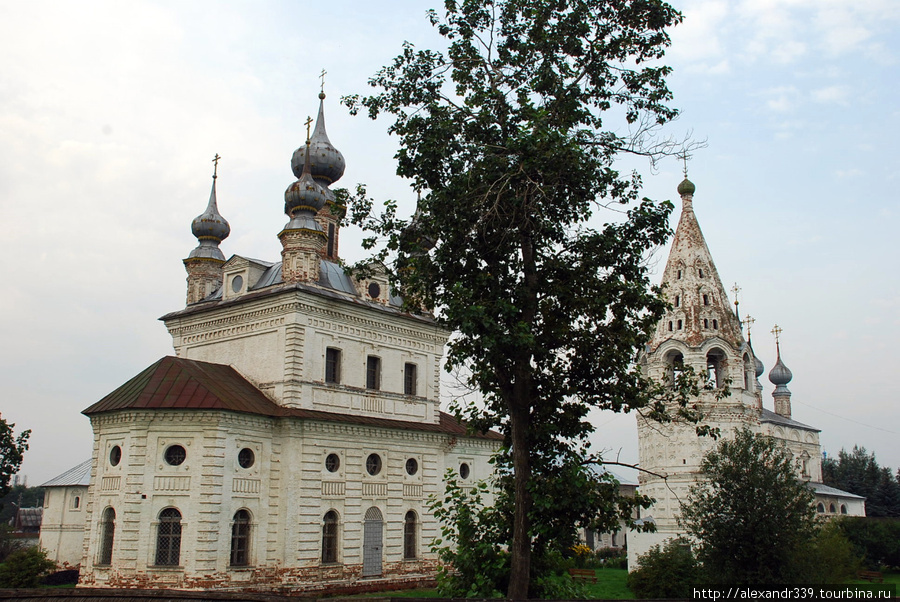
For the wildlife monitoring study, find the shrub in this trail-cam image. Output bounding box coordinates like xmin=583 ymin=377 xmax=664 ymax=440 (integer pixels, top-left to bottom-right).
xmin=627 ymin=538 xmax=699 ymax=599
xmin=0 ymin=546 xmax=57 ymax=588
xmin=790 ymin=521 xmax=861 ymax=584
xmin=834 ymin=517 xmax=900 ymax=570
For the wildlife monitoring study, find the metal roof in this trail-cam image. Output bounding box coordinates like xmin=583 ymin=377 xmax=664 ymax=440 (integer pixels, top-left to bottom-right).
xmin=82 ymin=356 xmax=501 ymax=441
xmin=41 ymin=459 xmax=92 ymax=487
xmin=810 ymin=481 xmax=865 ymax=500
xmin=760 ymin=408 xmax=820 ymax=432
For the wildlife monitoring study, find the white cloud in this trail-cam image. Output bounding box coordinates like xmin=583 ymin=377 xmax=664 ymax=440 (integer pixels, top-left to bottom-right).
xmin=762 ymin=86 xmax=800 ymax=112
xmin=669 ymin=0 xmax=730 ymax=64
xmin=811 ymin=85 xmax=850 ymax=105
xmin=835 ymin=168 xmax=863 ymax=178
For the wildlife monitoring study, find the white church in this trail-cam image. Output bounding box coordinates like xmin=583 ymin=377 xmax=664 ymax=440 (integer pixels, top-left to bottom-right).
xmin=40 ymin=91 xmax=500 ymax=593
xmin=627 ymin=175 xmax=865 ymax=568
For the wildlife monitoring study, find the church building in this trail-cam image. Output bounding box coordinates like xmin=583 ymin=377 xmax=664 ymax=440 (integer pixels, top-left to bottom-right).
xmin=69 ymin=92 xmax=500 ymax=593
xmin=628 ymin=176 xmax=865 ymax=568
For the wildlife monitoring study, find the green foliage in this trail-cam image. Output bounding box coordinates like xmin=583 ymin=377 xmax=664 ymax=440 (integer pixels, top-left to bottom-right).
xmin=0 ymin=546 xmax=56 ymax=588
xmin=680 ymin=428 xmax=820 ymax=585
xmin=0 ymin=418 xmax=30 ymax=500
xmin=824 ymin=447 xmax=900 ymax=517
xmin=627 ymin=538 xmax=699 ymax=599
xmin=834 ymin=517 xmax=900 ymax=570
xmin=428 ymin=473 xmax=509 ymax=598
xmin=343 ymin=0 xmax=697 ymax=597
xmin=0 ymin=486 xmax=44 ymax=525
xmin=790 ymin=521 xmax=861 ymax=584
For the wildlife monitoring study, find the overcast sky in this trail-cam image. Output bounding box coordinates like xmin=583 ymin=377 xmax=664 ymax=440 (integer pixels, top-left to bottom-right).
xmin=1 ymin=0 xmax=898 ymax=486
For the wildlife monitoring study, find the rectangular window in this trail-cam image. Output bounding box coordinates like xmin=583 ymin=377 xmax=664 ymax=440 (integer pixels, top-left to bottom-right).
xmin=366 ymin=356 xmax=381 ymax=390
xmin=404 ymin=363 xmax=417 ymax=396
xmin=325 ymin=348 xmax=341 ymax=384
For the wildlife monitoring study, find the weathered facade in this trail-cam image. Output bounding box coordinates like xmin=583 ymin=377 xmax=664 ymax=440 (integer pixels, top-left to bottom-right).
xmin=40 ymin=459 xmax=92 ymax=568
xmin=628 ymin=177 xmax=864 ymax=568
xmin=74 ymin=92 xmax=500 ymax=593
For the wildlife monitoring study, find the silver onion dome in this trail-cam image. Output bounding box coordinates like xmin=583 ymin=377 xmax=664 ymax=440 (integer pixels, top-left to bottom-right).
xmin=189 ymin=174 xmax=230 ymax=260
xmin=768 ymin=348 xmax=793 ymax=387
xmin=291 ymin=93 xmax=345 ymax=185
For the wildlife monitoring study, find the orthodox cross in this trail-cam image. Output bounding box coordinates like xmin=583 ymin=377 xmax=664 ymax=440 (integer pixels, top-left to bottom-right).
xmin=771 ymin=324 xmax=783 ymax=345
xmin=305 ymin=116 xmax=313 ymax=144
xmin=212 ymin=153 xmax=221 ymax=179
xmin=742 ymin=314 xmax=755 ymax=338
xmin=731 ymin=282 xmax=741 ymax=317
xmin=319 ymin=69 xmax=327 ymax=93
xmin=678 ymin=150 xmax=690 ymax=178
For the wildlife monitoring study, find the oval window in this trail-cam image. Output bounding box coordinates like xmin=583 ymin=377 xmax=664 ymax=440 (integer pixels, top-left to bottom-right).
xmin=367 ymin=282 xmax=381 ymax=299
xmin=164 ymin=445 xmax=186 ymax=466
xmin=232 ymin=274 xmax=244 ymax=293
xmin=109 ymin=445 xmax=122 ymax=467
xmin=459 ymin=463 xmax=470 ymax=479
xmin=405 ymin=458 xmax=418 ymax=476
xmin=366 ymin=453 xmax=382 ymax=476
xmin=325 ymin=453 xmax=340 ymax=473
xmin=238 ymin=448 xmax=255 ymax=469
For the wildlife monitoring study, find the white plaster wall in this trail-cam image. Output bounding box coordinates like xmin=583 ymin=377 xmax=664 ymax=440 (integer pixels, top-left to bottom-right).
xmin=83 ymin=409 xmax=498 ymax=588
xmin=40 ymin=486 xmax=88 ymax=568
xmin=165 ymin=288 xmax=449 ymax=424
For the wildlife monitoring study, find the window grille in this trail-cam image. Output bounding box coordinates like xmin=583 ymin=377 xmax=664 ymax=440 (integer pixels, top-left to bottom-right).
xmin=155 ymin=508 xmax=182 ymax=566
xmin=230 ymin=510 xmax=251 ymax=566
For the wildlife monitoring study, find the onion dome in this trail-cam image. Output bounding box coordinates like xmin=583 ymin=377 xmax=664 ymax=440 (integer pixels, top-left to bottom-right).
xmin=290 ymin=92 xmax=345 ymax=186
xmin=677 ymin=177 xmax=696 ymax=196
xmin=768 ymin=343 xmax=793 ymax=387
xmin=755 ymin=354 xmax=765 ymax=378
xmin=284 ymin=142 xmax=328 ymax=231
xmin=188 ymin=170 xmax=230 ymax=260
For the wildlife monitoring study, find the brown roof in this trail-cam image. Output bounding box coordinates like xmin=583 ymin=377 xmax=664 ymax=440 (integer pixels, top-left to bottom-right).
xmin=83 ymin=356 xmax=501 ymax=441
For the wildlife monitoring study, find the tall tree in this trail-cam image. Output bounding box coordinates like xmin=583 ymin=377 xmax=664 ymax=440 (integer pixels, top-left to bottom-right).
xmin=824 ymin=446 xmax=900 ymax=517
xmin=345 ymin=0 xmax=687 ymax=597
xmin=0 ymin=417 xmax=29 ymax=500
xmin=680 ymin=428 xmax=819 ymax=585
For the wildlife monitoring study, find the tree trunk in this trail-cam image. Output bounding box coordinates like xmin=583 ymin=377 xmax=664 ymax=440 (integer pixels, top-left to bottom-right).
xmin=507 ymin=397 xmax=532 ymax=600
xmin=507 ymin=226 xmax=538 ymax=600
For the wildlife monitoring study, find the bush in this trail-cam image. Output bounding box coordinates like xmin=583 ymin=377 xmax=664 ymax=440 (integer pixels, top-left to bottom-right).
xmin=0 ymin=546 xmax=57 ymax=588
xmin=834 ymin=517 xmax=900 ymax=570
xmin=627 ymin=538 xmax=699 ymax=599
xmin=790 ymin=521 xmax=861 ymax=584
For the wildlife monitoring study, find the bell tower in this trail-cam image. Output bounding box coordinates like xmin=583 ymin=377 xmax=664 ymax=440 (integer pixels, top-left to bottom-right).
xmin=631 ymin=175 xmax=764 ymax=563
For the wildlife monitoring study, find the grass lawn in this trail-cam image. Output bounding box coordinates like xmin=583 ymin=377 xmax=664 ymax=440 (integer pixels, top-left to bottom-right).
xmin=581 ymin=567 xmax=634 ymax=600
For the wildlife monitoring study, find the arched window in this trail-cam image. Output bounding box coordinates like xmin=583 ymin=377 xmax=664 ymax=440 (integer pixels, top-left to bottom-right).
xmin=840 ymin=504 xmax=847 ymax=515
xmin=155 ymin=508 xmax=182 ymax=566
xmin=743 ymin=354 xmax=753 ymax=390
xmin=230 ymin=510 xmax=251 ymax=566
xmin=403 ymin=511 xmax=417 ymax=559
xmin=829 ymin=503 xmax=836 ymax=513
xmin=706 ymin=349 xmax=726 ymax=388
xmin=322 ymin=511 xmax=339 ymax=564
xmin=98 ymin=507 xmax=115 ymax=565
xmin=667 ymin=351 xmax=684 ymax=388
xmin=817 ymin=503 xmax=825 ymax=513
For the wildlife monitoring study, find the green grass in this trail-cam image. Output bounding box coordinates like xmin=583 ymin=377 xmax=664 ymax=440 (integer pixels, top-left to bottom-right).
xmin=581 ymin=567 xmax=635 ymax=600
